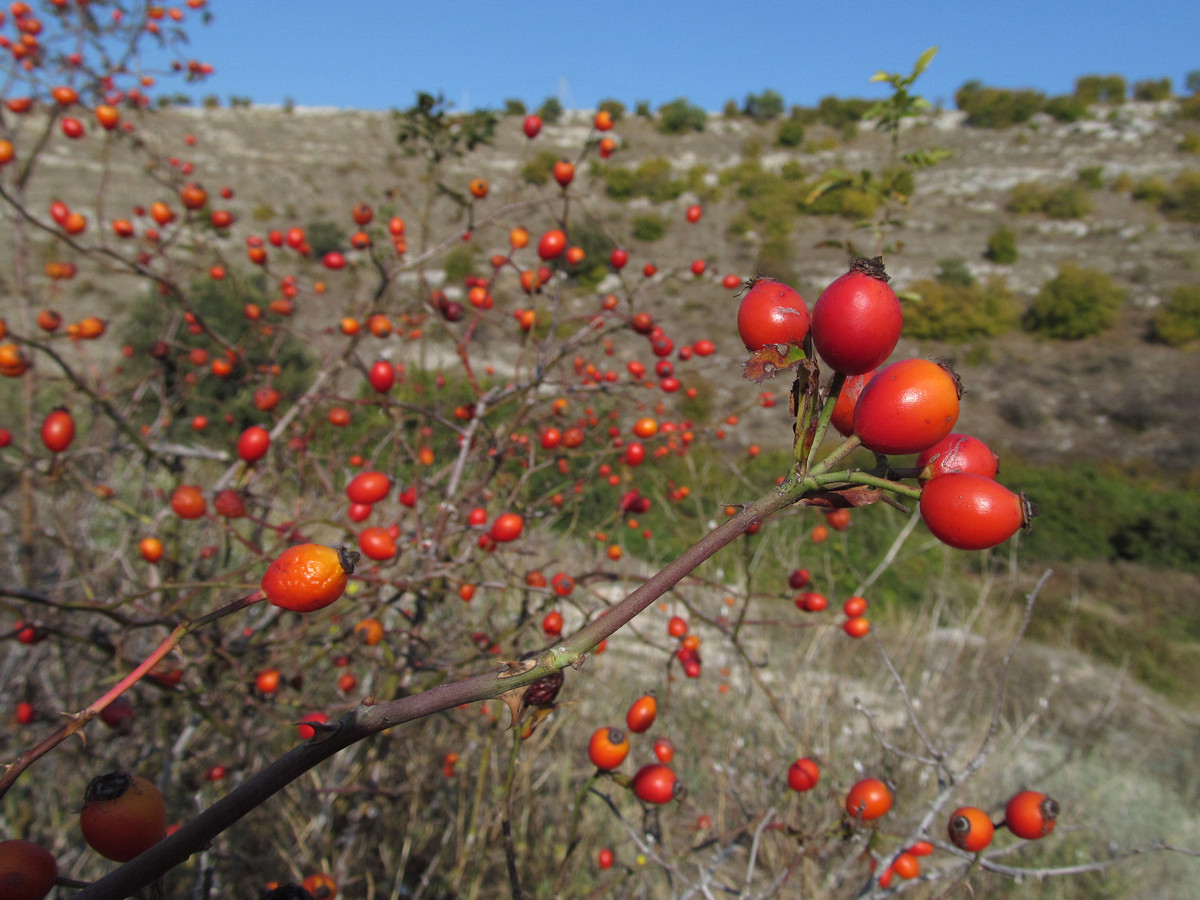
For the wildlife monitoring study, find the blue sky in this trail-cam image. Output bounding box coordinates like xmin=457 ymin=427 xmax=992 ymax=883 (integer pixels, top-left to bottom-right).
xmin=175 ymin=1 xmax=1200 ymax=112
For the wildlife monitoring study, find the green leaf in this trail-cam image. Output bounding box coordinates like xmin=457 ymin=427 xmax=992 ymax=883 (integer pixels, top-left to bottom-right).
xmin=912 ymin=46 xmax=938 ymax=77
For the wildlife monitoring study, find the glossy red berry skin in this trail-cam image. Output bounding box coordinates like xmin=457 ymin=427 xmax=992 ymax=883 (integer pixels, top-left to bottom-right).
xmin=736 ymin=279 xmax=810 ymax=351
xmin=811 ymin=258 xmax=902 ymax=375
xmin=919 ymin=473 xmax=1033 ymax=551
xmin=631 ymin=763 xmax=679 ymax=804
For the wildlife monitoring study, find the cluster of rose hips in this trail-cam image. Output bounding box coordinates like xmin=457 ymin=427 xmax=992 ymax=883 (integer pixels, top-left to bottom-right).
xmin=737 ymin=258 xmax=1035 ymax=551
xmin=587 ymin=692 xmax=682 ymax=809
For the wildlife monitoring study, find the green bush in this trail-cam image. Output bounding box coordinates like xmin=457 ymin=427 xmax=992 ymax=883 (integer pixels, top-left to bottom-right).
xmin=1178 ymin=93 xmax=1200 ymax=121
xmin=1076 ymin=166 xmax=1105 ymax=189
xmin=1179 ymin=133 xmax=1200 ymax=155
xmin=936 ymin=257 xmax=974 ymax=287
xmin=601 ymin=156 xmax=684 ymax=202
xmin=657 ymin=97 xmax=707 ymax=134
xmin=901 ymin=276 xmax=1020 ymax=341
xmin=775 ymin=116 xmax=806 ymax=148
xmin=984 ymin=225 xmax=1018 ymax=263
xmin=1131 ymin=176 xmax=1170 ymax=203
xmin=120 ymin=275 xmax=317 ymax=442
xmin=1159 ymin=170 xmax=1200 ymax=222
xmin=442 ymin=241 xmax=477 ymax=284
xmin=562 ymin=219 xmax=616 ymax=288
xmin=1149 ymin=284 xmax=1200 ymax=345
xmin=1075 ymin=74 xmax=1127 ymax=104
xmin=520 ymin=149 xmax=559 ymax=186
xmin=955 ymin=80 xmax=1045 ymax=128
xmin=635 ymin=100 xmax=652 ymax=118
xmin=721 ymin=99 xmax=739 ymax=118
xmin=743 ymin=89 xmax=784 ymax=121
xmin=630 ymin=213 xmax=666 ymax=242
xmin=815 ymin=96 xmax=872 ymax=129
xmin=503 ymin=98 xmax=526 ymax=116
xmin=305 ymin=219 xmax=346 ymax=257
xmin=536 ymin=96 xmax=563 ymax=124
xmin=1043 ymin=184 xmax=1092 ymax=218
xmin=1008 ymin=181 xmax=1091 ymax=219
xmin=1042 ymin=94 xmax=1089 ymax=122
xmin=1024 ymin=263 xmax=1126 ymax=339
xmin=1005 ymin=460 xmax=1200 ymax=571
xmin=597 ymin=98 xmax=625 ymax=121
xmin=1133 ymin=78 xmax=1172 ymax=101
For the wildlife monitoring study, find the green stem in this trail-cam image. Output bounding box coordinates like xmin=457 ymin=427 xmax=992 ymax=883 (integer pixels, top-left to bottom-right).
xmin=805 ymin=371 xmax=845 ymax=473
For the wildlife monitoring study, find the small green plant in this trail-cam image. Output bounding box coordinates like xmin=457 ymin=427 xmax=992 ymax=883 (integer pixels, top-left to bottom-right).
xmin=657 ymin=97 xmax=707 ymax=134
xmin=936 ymin=257 xmax=974 ymax=287
xmin=442 ymin=241 xmax=478 ymax=284
xmin=1024 ymin=263 xmax=1127 ymax=339
xmin=304 ymin=220 xmax=346 ymax=257
xmin=776 ymin=115 xmax=806 ymax=148
xmin=630 ymin=214 xmax=667 ymax=242
xmin=1042 ymin=94 xmax=1089 ymax=122
xmin=955 ymin=80 xmax=1045 ymax=127
xmin=901 ymin=275 xmax=1020 ymax=341
xmin=536 ymin=96 xmax=563 ymax=124
xmin=596 ymin=98 xmax=625 ymax=121
xmin=984 ymin=225 xmax=1018 ymax=263
xmin=521 ymin=149 xmax=560 ymax=186
xmin=1075 ymin=74 xmax=1127 ymax=104
xmin=1077 ymin=166 xmax=1106 ymax=189
xmin=1008 ymin=181 xmax=1092 ymax=219
xmin=1159 ymin=170 xmax=1200 ymax=222
xmin=503 ymin=98 xmax=526 ymax=116
xmin=1179 ymin=133 xmax=1200 ymax=155
xmin=1149 ymin=284 xmax=1200 ymax=345
xmin=602 ymin=157 xmax=685 ymax=202
xmin=1132 ymin=176 xmax=1170 ymax=202
xmin=743 ymin=89 xmax=785 ymax=121
xmin=1133 ymin=78 xmax=1172 ymax=101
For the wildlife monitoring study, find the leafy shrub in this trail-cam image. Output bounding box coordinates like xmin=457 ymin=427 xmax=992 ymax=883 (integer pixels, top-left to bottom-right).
xmin=634 ymin=99 xmax=652 ymax=118
xmin=657 ymin=97 xmax=707 ymax=134
xmin=936 ymin=257 xmax=974 ymax=287
xmin=602 ymin=157 xmax=685 ymax=202
xmin=816 ymin=95 xmax=872 ymax=129
xmin=984 ymin=225 xmax=1018 ymax=263
xmin=521 ymin=149 xmax=559 ymax=186
xmin=503 ymin=98 xmax=526 ymax=116
xmin=754 ymin=234 xmax=796 ymax=283
xmin=1024 ymin=264 xmax=1126 ymax=339
xmin=562 ymin=219 xmax=616 ymax=288
xmin=775 ymin=116 xmax=806 ymax=147
xmin=1075 ymin=74 xmax=1127 ymax=104
xmin=536 ymin=96 xmax=563 ymax=124
xmin=121 ymin=276 xmax=317 ymax=441
xmin=721 ymin=98 xmax=739 ymax=118
xmin=743 ymin=89 xmax=784 ymax=121
xmin=1043 ymin=94 xmax=1089 ymax=122
xmin=442 ymin=241 xmax=477 ymax=284
xmin=1159 ymin=170 xmax=1200 ymax=222
xmin=955 ymin=80 xmax=1045 ymax=128
xmin=1179 ymin=133 xmax=1200 ymax=154
xmin=596 ymin=98 xmax=625 ymax=121
xmin=630 ymin=213 xmax=667 ymax=242
xmin=1131 ymin=176 xmax=1169 ymax=203
xmin=901 ymin=276 xmax=1020 ymax=341
xmin=1005 ymin=460 xmax=1200 ymax=571
xmin=305 ymin=219 xmax=346 ymax=257
xmin=1149 ymin=284 xmax=1200 ymax=345
xmin=1076 ymin=166 xmax=1105 ymax=189
xmin=1178 ymin=93 xmax=1200 ymax=121
xmin=1133 ymin=78 xmax=1172 ymax=101
xmin=1008 ymin=181 xmax=1091 ymax=219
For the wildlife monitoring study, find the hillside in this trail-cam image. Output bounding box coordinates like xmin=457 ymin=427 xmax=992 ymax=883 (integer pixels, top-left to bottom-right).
xmin=18 ymin=100 xmax=1199 ymax=474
